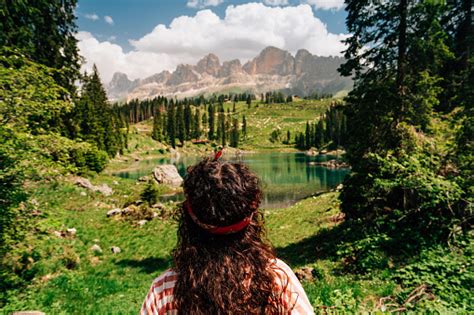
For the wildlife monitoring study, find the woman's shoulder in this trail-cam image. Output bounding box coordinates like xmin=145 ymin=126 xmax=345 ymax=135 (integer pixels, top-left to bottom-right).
xmin=150 ymin=269 xmax=178 ymax=290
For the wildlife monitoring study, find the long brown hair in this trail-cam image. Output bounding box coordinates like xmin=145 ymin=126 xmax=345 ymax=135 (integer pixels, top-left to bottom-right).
xmin=172 ymin=157 xmax=290 ymax=314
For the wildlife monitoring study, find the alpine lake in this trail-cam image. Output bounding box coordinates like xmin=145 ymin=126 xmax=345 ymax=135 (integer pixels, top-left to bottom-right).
xmin=112 ymin=152 xmax=350 ymax=209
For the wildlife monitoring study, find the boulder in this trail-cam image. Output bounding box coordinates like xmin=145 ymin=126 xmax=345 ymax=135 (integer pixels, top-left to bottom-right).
xmin=137 ymin=220 xmax=148 ymax=227
xmin=305 ymin=148 xmax=319 ymax=156
xmin=90 ymin=244 xmax=102 ymax=254
xmin=153 ymin=165 xmax=183 ymax=187
xmin=74 ymin=177 xmax=95 ymax=190
xmin=111 ymin=246 xmax=121 ymax=254
xmin=74 ymin=177 xmax=113 ymax=196
xmin=66 ymin=228 xmax=77 ymax=236
xmin=107 ymin=208 xmax=122 ymax=217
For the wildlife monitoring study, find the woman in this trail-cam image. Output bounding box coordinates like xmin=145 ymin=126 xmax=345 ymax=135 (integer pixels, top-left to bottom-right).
xmin=141 ymin=153 xmax=314 ymax=314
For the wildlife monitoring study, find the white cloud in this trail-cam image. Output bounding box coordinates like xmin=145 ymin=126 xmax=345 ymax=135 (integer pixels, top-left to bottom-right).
xmin=305 ymin=0 xmax=345 ymax=10
xmin=104 ymin=15 xmax=114 ymax=25
xmin=77 ymin=3 xmax=348 ymax=84
xmin=263 ymin=0 xmax=289 ymax=6
xmin=85 ymin=13 xmax=99 ymax=21
xmin=187 ymin=0 xmax=224 ymax=9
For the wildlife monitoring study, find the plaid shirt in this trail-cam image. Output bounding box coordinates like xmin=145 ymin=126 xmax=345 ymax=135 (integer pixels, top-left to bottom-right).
xmin=140 ymin=258 xmax=314 ymax=314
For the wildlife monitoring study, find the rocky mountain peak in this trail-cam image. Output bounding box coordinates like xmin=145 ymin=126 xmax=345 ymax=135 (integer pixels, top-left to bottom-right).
xmin=243 ymin=46 xmax=294 ymax=76
xmin=106 ymin=46 xmax=352 ymax=101
xmin=196 ymin=53 xmax=221 ymax=76
xmin=167 ymin=64 xmax=200 ymax=86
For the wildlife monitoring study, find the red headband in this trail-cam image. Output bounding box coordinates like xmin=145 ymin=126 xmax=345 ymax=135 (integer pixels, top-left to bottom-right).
xmin=184 ymin=200 xmax=253 ymax=235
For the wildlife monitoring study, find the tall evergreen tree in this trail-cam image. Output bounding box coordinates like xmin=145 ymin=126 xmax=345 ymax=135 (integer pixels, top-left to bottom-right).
xmin=192 ymin=108 xmax=201 ymax=139
xmin=230 ymin=118 xmax=239 ymax=147
xmin=176 ymin=103 xmax=185 ymax=145
xmin=208 ymin=104 xmax=215 ymax=140
xmin=167 ymin=101 xmax=176 ymax=148
xmin=184 ymin=103 xmax=192 ymax=140
xmin=152 ymin=108 xmax=162 ymax=141
xmin=242 ymin=115 xmax=247 ymax=140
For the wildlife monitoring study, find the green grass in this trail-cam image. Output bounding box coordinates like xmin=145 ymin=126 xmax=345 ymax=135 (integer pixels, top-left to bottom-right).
xmin=1 ymin=176 xmax=397 ymax=314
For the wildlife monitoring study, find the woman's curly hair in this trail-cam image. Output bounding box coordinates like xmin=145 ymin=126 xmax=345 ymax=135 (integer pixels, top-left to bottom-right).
xmin=172 ymin=157 xmax=290 ymax=314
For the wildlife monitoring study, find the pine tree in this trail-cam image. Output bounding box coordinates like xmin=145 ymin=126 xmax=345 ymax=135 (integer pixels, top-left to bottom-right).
xmin=76 ymin=65 xmax=124 ymax=157
xmin=152 ymin=108 xmax=162 ymax=141
xmin=167 ymin=101 xmax=176 ymax=148
xmin=208 ymin=104 xmax=215 ymax=140
xmin=316 ymin=118 xmax=325 ymax=148
xmin=230 ymin=118 xmax=239 ymax=147
xmin=184 ymin=104 xmax=192 ymax=140
xmin=246 ymin=95 xmax=252 ymax=108
xmin=176 ymin=103 xmax=185 ymax=145
xmin=305 ymin=122 xmax=310 ymax=149
xmin=192 ymin=108 xmax=201 ymax=139
xmin=242 ymin=115 xmax=247 ymax=140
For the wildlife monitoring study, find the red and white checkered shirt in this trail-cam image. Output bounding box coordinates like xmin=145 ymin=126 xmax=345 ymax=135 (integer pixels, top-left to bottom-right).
xmin=140 ymin=258 xmax=314 ymax=314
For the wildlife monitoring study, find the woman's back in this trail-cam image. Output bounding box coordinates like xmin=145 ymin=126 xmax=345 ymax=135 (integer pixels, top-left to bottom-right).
xmin=140 ymin=154 xmax=314 ymax=314
xmin=141 ymin=259 xmax=313 ymax=314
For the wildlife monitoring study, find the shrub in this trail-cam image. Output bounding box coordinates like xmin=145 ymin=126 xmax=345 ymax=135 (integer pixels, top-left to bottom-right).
xmin=140 ymin=181 xmax=161 ymax=206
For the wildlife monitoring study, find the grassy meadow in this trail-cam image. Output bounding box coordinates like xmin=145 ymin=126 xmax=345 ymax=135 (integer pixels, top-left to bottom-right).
xmin=2 ymin=100 xmax=472 ymax=314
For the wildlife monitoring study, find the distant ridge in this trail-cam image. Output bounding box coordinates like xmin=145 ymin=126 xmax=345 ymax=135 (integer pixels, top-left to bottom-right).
xmin=107 ymin=46 xmax=352 ymax=101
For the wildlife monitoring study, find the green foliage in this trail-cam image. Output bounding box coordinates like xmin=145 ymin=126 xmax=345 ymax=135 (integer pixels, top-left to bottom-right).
xmin=0 ymin=127 xmax=28 ymax=256
xmin=0 ymin=49 xmax=72 ymax=133
xmin=31 ymin=134 xmax=108 ymax=173
xmin=269 ymin=128 xmax=282 ymax=143
xmin=0 ymin=0 xmax=81 ymax=92
xmin=71 ymin=65 xmax=127 ymax=157
xmin=140 ymin=181 xmax=160 ymax=206
xmin=394 ymin=240 xmax=474 ymax=312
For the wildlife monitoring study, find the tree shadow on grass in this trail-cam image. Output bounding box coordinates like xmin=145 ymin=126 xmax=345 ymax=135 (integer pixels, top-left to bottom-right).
xmin=115 ymin=256 xmax=172 ymax=274
xmin=275 ymin=222 xmax=359 ymax=268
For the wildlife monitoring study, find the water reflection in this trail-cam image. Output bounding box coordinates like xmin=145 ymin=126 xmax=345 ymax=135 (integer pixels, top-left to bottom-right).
xmin=112 ymin=152 xmax=349 ymax=209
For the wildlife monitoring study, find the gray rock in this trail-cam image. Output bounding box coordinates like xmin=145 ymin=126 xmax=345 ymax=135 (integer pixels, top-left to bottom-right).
xmin=74 ymin=177 xmax=113 ymax=196
xmin=66 ymin=228 xmax=77 ymax=236
xmin=111 ymin=246 xmax=121 ymax=254
xmin=153 ymin=165 xmax=183 ymax=187
xmin=137 ymin=220 xmax=148 ymax=226
xmin=80 ymin=191 xmax=87 ymax=196
xmin=74 ymin=177 xmax=95 ymax=190
xmin=95 ymin=184 xmax=113 ymax=196
xmin=107 ymin=208 xmax=122 ymax=217
xmin=90 ymin=244 xmax=103 ymax=254
xmin=151 ymin=203 xmax=165 ymax=209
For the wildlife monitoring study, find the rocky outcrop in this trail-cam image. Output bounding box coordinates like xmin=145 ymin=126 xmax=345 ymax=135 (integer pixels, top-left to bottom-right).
xmin=196 ymin=53 xmax=221 ymax=76
xmin=107 ymin=72 xmax=140 ymax=100
xmin=243 ymin=46 xmax=294 ymax=76
xmin=74 ymin=177 xmax=113 ymax=196
xmin=166 ymin=64 xmax=201 ymax=86
xmin=106 ymin=46 xmax=352 ymax=101
xmin=218 ymin=59 xmax=243 ymax=77
xmin=153 ymin=165 xmax=183 ymax=187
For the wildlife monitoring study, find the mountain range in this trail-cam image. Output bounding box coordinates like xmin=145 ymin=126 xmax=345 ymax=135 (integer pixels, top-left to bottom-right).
xmin=106 ymin=46 xmax=352 ymax=101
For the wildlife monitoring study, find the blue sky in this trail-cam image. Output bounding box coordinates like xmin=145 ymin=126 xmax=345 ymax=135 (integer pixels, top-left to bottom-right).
xmin=75 ymin=0 xmax=348 ymax=82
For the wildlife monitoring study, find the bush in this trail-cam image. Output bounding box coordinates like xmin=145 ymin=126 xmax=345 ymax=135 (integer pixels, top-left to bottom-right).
xmin=33 ymin=134 xmax=108 ymax=173
xmin=140 ymin=181 xmax=161 ymax=206
xmin=393 ymin=239 xmax=474 ymax=312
